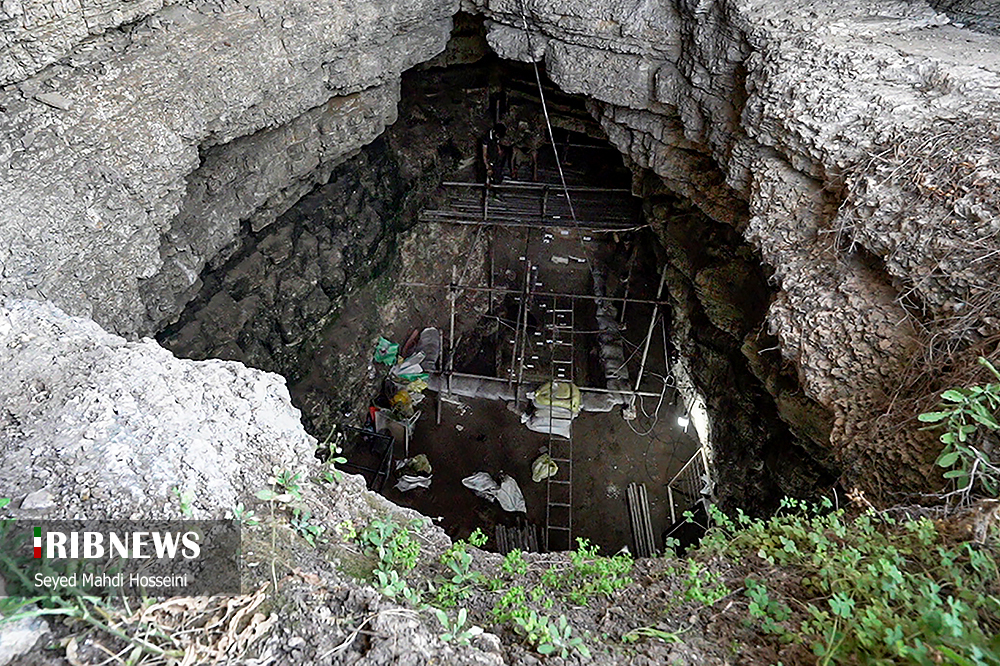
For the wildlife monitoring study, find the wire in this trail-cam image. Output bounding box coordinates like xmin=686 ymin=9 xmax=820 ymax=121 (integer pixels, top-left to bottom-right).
xmin=513 ymin=0 xmax=606 ymax=274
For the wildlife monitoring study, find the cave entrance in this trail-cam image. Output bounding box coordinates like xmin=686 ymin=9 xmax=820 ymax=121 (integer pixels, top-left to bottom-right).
xmin=344 ymin=62 xmax=706 ymax=555
xmin=158 ymin=46 xmax=714 ymax=554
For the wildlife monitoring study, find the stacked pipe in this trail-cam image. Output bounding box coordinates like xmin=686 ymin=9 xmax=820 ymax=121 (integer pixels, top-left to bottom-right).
xmin=626 ymin=482 xmax=657 ymax=558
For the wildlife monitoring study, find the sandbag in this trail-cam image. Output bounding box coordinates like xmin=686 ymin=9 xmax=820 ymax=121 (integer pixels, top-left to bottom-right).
xmin=461 ymin=472 xmax=525 ymax=512
xmin=522 ymin=411 xmax=572 ymax=439
xmin=395 ymin=475 xmax=432 ymax=492
xmin=532 ymin=381 xmax=582 ymax=416
xmin=462 ymin=472 xmax=499 ymax=500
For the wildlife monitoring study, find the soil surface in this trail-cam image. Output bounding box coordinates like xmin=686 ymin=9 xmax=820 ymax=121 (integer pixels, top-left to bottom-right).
xmin=384 ymin=394 xmax=700 ymax=555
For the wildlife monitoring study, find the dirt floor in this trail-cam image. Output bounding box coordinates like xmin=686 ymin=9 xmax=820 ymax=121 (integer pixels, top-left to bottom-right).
xmin=381 ymin=392 xmax=700 ymax=555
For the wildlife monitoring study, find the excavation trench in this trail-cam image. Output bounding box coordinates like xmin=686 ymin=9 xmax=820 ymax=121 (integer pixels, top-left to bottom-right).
xmin=158 ymin=36 xmax=838 ymax=554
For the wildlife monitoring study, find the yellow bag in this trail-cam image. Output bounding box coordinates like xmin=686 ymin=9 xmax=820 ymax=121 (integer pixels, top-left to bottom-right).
xmin=533 ymin=381 xmax=582 ymax=416
xmin=531 ymin=454 xmax=559 ymax=482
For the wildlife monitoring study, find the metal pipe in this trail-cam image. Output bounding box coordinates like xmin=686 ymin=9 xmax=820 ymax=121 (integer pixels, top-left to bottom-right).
xmin=442 ymin=180 xmax=630 ymax=193
xmin=438 ymin=370 xmax=665 ymax=399
xmin=402 ymin=282 xmax=669 ymax=306
xmin=633 ymin=265 xmax=669 ymax=394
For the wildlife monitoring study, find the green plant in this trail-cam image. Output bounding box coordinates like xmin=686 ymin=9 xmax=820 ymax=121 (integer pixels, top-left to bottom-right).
xmin=333 ymin=519 xmax=357 ymax=541
xmin=375 ymin=568 xmax=421 ymax=604
xmin=491 ymin=585 xmax=528 ymax=623
xmin=682 ymin=559 xmax=731 ymax=606
xmin=511 ymin=611 xmax=590 ymax=658
xmin=434 ymin=607 xmax=482 ymax=645
xmin=501 ymin=549 xmax=529 ymax=576
xmin=317 ymin=426 xmax=348 ymax=483
xmin=621 ymin=626 xmax=683 ymax=644
xmin=541 ymin=538 xmax=633 ymax=605
xmin=0 ymin=498 xmax=11 ymax=510
xmin=919 ymin=357 xmax=1000 ymax=500
xmin=172 ymin=486 xmax=194 ymax=517
xmin=358 ymin=517 xmax=421 ymax=573
xmin=232 ymin=502 xmax=259 ymax=527
xmin=441 ymin=541 xmax=481 ymax=585
xmin=698 ymin=499 xmax=1000 ymax=665
xmin=291 ymin=508 xmax=326 ymax=546
xmin=744 ymin=577 xmax=793 ymax=640
xmin=432 ymin=530 xmax=486 ymax=607
xmin=256 ymin=469 xmax=303 ymax=504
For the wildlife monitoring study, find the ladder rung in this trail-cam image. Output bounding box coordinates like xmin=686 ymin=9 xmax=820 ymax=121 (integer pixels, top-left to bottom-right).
xmin=547 ymin=526 xmax=571 ymax=532
xmin=549 ymin=502 xmax=571 ymax=508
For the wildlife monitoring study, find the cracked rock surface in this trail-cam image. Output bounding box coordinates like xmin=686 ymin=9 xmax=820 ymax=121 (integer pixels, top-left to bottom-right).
xmin=0 ymin=298 xmax=314 ymax=519
xmin=1 ymin=0 xmax=1000 ymax=518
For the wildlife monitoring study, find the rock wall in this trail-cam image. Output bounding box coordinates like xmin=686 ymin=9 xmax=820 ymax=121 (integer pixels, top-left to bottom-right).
xmin=0 ymin=298 xmax=313 ymax=519
xmin=0 ymin=0 xmax=457 ymax=336
xmin=3 ymin=0 xmax=1000 ymax=502
xmin=930 ymin=0 xmax=1000 ymax=34
xmin=644 ymin=185 xmax=837 ymax=512
xmin=155 ymin=62 xmax=495 ymax=436
xmin=474 ymin=0 xmax=1000 ymax=498
xmin=0 ymin=0 xmax=176 ymax=85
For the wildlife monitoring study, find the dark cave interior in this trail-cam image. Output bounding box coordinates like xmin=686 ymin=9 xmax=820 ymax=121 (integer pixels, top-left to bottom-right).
xmin=158 ymin=26 xmax=839 ymax=553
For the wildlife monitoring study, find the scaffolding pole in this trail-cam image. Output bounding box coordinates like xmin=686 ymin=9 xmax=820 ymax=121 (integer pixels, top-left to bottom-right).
xmin=402 ymin=282 xmax=669 ymax=306
xmin=633 ymin=265 xmax=669 ymax=394
xmin=418 ymin=214 xmax=644 ymax=233
xmin=447 ymin=264 xmax=457 ymax=404
xmin=442 ymin=181 xmax=630 ymax=193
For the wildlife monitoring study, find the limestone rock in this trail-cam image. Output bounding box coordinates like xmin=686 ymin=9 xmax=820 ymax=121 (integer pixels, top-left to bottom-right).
xmin=33 ymin=91 xmax=73 ymax=111
xmin=0 ymin=0 xmax=456 ymax=336
xmin=19 ymin=488 xmax=55 ymax=511
xmin=0 ymin=299 xmax=315 ymax=519
xmin=0 ymin=613 xmax=49 ymax=666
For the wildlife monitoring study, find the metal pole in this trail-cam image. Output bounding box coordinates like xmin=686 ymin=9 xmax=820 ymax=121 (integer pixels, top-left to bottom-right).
xmin=633 ymin=265 xmax=669 ymax=394
xmin=448 ymin=265 xmax=457 ymax=403
xmin=402 ymin=281 xmax=669 ymax=306
xmin=442 ymin=181 xmax=630 ymax=193
xmin=418 ymin=213 xmax=647 ymax=233
xmin=489 ymin=227 xmax=497 ymax=376
xmin=667 ymin=485 xmax=676 ymax=525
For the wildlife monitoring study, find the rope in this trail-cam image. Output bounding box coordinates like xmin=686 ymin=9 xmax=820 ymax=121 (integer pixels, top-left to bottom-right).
xmin=514 ymin=0 xmax=578 ymax=227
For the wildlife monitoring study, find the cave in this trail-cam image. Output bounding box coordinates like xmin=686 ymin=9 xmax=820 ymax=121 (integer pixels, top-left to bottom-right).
xmin=154 ymin=17 xmax=837 ymax=554
xmin=4 ymin=0 xmax=1000 ymax=662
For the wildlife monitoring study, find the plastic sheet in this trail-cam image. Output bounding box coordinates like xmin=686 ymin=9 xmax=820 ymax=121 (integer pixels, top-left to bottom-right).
xmin=374 ymin=337 xmax=399 ymax=365
xmin=461 ymin=472 xmax=526 ymax=512
xmin=395 ymin=475 xmax=432 ymax=492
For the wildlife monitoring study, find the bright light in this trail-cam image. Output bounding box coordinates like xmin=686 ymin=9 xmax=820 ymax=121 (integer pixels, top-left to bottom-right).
xmin=677 ymin=414 xmax=690 ymax=429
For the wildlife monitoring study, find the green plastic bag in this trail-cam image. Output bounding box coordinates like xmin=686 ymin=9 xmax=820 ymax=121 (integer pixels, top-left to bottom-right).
xmin=373 ymin=337 xmax=399 ymax=365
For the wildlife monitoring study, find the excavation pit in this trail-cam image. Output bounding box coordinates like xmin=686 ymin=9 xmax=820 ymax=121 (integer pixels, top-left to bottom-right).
xmin=158 ymin=53 xmax=802 ymax=554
